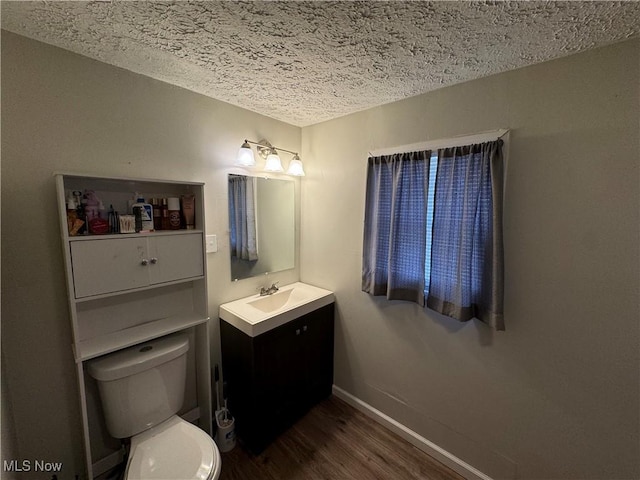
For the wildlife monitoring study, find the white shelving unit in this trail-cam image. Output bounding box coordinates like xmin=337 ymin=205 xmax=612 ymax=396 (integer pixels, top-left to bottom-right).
xmin=55 ymin=173 xmax=212 ymax=480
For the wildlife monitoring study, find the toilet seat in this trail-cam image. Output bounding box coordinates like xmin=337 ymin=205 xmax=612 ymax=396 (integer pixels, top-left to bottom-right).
xmin=125 ymin=416 xmax=221 ymax=480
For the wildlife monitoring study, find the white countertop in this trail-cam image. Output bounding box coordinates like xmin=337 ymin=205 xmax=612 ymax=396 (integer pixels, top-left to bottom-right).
xmin=219 ymin=282 xmax=335 ymax=337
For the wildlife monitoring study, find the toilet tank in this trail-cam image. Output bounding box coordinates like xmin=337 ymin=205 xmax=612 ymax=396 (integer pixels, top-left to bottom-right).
xmin=87 ymin=333 xmax=189 ymax=438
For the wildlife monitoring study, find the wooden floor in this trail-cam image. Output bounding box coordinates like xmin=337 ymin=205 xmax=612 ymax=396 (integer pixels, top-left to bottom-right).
xmin=219 ymin=395 xmax=465 ymax=480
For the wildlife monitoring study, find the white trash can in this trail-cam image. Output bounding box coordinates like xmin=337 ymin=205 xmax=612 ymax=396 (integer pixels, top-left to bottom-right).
xmin=214 ymin=409 xmax=236 ymax=452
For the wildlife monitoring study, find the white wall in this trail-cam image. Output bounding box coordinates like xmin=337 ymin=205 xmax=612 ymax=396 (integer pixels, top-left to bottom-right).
xmin=300 ymin=39 xmax=639 ymax=479
xmin=1 ymin=31 xmax=300 ymax=477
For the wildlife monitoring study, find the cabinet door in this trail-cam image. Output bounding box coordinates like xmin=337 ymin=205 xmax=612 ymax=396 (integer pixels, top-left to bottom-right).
xmin=220 ymin=304 xmax=334 ymax=454
xmin=147 ymin=233 xmax=204 ymax=285
xmin=301 ymin=305 xmax=335 ymax=405
xmin=254 ymin=318 xmax=306 ymax=405
xmin=70 ymin=237 xmax=149 ymax=298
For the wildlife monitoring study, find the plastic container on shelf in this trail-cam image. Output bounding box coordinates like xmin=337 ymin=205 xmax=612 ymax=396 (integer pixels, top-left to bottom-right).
xmin=168 ymin=197 xmax=181 ymax=230
xmin=132 ymin=197 xmax=154 ymax=231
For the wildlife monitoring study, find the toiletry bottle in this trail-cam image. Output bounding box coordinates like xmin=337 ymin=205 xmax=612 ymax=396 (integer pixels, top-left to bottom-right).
xmin=83 ymin=190 xmax=100 ymax=224
xmin=108 ymin=204 xmax=118 ymax=234
xmin=73 ymin=190 xmax=87 ymax=235
xmin=181 ymin=194 xmax=196 ymax=230
xmin=151 ymin=198 xmax=162 ymax=230
xmin=90 ymin=211 xmax=110 ymax=234
xmin=84 ymin=191 xmax=105 ymax=234
xmin=161 ymin=198 xmax=170 ymax=230
xmin=132 ymin=196 xmax=154 ymax=231
xmin=167 ymin=197 xmax=181 ymax=230
xmin=133 ymin=206 xmax=143 ymax=233
xmin=66 ymin=193 xmax=83 ymax=236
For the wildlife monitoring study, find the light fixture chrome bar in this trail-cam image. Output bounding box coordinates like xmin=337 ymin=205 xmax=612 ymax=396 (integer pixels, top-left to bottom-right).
xmin=243 ymin=139 xmax=298 ymax=157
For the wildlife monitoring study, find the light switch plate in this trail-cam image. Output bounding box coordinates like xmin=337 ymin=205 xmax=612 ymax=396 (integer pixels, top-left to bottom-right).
xmin=206 ymin=235 xmax=217 ymax=253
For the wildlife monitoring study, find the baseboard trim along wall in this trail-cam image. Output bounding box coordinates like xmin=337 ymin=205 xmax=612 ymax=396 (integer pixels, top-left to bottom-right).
xmin=332 ymin=385 xmax=492 ymax=480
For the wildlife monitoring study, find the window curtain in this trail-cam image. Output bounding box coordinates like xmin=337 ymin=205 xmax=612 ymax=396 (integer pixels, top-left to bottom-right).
xmin=426 ymin=140 xmax=504 ymax=330
xmin=228 ymin=174 xmax=258 ymax=261
xmin=362 ymin=151 xmax=431 ymax=304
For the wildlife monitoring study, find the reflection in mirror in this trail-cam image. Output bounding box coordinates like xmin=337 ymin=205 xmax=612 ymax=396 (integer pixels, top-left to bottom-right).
xmin=228 ymin=174 xmax=295 ymax=281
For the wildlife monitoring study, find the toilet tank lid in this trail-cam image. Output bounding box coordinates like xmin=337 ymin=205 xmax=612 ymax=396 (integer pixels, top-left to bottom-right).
xmin=87 ymin=334 xmax=190 ymax=382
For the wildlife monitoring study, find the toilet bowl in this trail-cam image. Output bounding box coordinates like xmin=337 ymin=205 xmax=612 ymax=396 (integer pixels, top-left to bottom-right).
xmin=125 ymin=415 xmax=221 ymax=480
xmin=88 ymin=334 xmax=221 ymax=480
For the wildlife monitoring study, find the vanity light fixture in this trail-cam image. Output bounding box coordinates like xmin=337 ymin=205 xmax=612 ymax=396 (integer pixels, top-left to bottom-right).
xmin=264 ymin=147 xmax=284 ymax=172
xmin=236 ymin=139 xmax=305 ymax=177
xmin=236 ymin=140 xmax=256 ymax=166
xmin=286 ymin=154 xmax=305 ymax=176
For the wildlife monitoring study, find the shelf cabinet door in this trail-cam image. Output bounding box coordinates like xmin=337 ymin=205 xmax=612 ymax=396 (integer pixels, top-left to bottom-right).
xmin=70 ymin=237 xmax=149 ymax=298
xmin=147 ymin=233 xmax=204 ymax=286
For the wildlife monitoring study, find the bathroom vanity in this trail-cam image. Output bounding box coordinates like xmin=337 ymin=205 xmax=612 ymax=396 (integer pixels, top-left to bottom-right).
xmin=219 ymin=283 xmax=334 ymax=454
xmin=55 ymin=173 xmax=212 ymax=480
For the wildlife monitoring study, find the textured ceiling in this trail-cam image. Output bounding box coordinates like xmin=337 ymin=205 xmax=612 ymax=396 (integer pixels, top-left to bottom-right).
xmin=2 ymin=1 xmax=639 ymax=126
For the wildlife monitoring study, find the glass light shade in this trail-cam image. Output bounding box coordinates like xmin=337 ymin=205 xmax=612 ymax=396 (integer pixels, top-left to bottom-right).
xmin=236 ymin=143 xmax=255 ymax=166
xmin=287 ymin=156 xmax=305 ymax=176
xmin=264 ymin=151 xmax=284 ymax=172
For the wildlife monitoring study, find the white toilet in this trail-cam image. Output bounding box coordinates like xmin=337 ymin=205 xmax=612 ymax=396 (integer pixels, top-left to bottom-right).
xmin=88 ymin=333 xmax=221 ymax=480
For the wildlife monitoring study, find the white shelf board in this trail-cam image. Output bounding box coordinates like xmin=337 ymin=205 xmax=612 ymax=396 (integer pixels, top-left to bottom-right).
xmin=73 ymin=276 xmax=205 ymax=304
xmin=67 ymin=229 xmax=204 ymax=243
xmin=75 ymin=313 xmax=210 ymax=362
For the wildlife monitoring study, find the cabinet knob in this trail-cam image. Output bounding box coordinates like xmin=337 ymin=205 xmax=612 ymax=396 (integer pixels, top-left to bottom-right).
xmin=303 ymin=325 xmax=308 ymax=332
xmin=150 ymin=257 xmax=158 ymax=264
xmin=140 ymin=259 xmax=149 ymax=266
xmin=296 ymin=329 xmax=301 ymax=336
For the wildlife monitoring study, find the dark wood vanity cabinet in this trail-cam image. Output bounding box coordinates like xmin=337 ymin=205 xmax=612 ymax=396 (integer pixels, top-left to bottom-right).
xmin=220 ymin=303 xmax=334 ymax=454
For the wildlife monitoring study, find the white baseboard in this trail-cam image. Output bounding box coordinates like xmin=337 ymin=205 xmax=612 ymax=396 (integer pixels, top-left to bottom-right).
xmin=332 ymin=385 xmax=492 ymax=480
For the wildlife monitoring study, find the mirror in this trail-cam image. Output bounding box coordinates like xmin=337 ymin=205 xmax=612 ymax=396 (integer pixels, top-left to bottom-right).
xmin=228 ymin=174 xmax=295 ymax=281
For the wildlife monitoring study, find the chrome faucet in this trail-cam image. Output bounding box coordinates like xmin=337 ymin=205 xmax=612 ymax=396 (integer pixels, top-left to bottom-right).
xmin=259 ymin=282 xmax=279 ymax=296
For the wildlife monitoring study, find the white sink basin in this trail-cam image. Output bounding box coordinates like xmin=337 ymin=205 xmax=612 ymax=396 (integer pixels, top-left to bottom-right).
xmin=248 ymin=288 xmax=296 ymax=313
xmin=219 ymin=282 xmax=334 ymax=336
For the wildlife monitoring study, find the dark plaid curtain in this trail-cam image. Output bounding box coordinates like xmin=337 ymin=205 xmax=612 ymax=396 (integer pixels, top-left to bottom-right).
xmin=362 ymin=140 xmax=505 ymax=330
xmin=362 ymin=150 xmax=431 ymax=305
xmin=427 ymin=140 xmax=504 ymax=330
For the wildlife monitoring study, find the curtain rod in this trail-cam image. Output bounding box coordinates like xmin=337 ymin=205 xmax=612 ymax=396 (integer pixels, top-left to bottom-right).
xmin=369 ymin=128 xmax=509 ymax=158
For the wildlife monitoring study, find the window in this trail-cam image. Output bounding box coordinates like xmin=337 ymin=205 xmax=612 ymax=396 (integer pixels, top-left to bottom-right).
xmin=362 ymin=140 xmax=505 ymax=330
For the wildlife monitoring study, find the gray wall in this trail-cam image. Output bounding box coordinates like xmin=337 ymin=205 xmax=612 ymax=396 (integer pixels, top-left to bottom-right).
xmin=300 ymin=39 xmax=639 ymax=479
xmin=1 ymin=31 xmax=300 ymax=478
